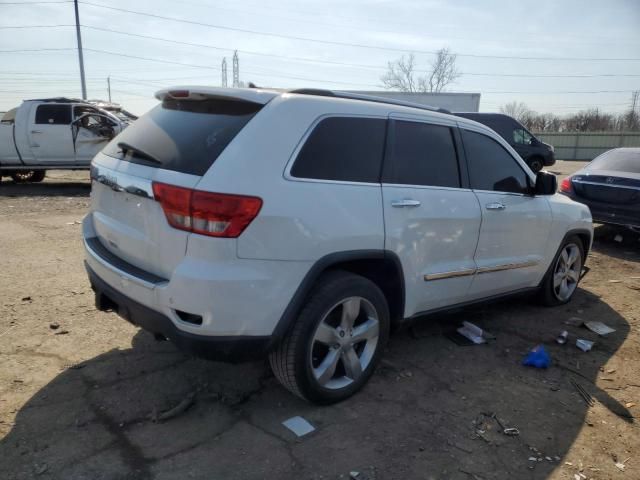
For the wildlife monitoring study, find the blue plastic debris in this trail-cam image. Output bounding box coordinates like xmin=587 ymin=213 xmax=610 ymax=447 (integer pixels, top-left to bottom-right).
xmin=522 ymin=345 xmax=551 ymax=368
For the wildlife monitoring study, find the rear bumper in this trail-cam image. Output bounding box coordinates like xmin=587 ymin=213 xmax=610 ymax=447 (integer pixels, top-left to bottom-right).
xmin=560 ymin=193 xmax=640 ymax=228
xmin=86 ymin=262 xmax=272 ymax=362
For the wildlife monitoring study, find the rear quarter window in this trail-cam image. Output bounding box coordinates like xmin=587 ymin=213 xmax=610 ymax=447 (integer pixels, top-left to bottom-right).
xmin=290 ymin=116 xmax=386 ymax=183
xmin=102 ymin=98 xmax=262 ymax=176
xmin=35 ymin=104 xmax=72 ymax=125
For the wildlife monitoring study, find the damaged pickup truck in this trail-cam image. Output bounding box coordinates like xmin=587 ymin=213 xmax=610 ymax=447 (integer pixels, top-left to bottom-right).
xmin=0 ymin=98 xmax=131 ymax=183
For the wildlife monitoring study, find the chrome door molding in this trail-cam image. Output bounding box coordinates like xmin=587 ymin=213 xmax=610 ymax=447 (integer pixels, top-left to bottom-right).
xmin=476 ymin=260 xmax=539 ymax=274
xmin=424 ymin=260 xmax=539 ymax=281
xmin=424 ymin=268 xmax=476 ymax=281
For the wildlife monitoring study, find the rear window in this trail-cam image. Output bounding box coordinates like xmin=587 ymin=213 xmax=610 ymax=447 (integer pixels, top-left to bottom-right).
xmin=291 ymin=117 xmax=386 ymax=183
xmin=590 ymin=149 xmax=640 ymax=174
xmin=102 ymin=98 xmax=262 ymax=176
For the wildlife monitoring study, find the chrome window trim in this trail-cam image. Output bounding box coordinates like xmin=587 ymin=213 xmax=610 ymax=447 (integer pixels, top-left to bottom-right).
xmin=382 ymin=182 xmax=472 ymax=193
xmin=471 ymin=189 xmax=530 ymax=197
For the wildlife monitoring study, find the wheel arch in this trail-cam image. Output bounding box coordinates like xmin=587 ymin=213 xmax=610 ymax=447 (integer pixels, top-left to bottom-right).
xmin=539 ymin=227 xmax=593 ymax=287
xmin=270 ymin=250 xmax=405 ymax=348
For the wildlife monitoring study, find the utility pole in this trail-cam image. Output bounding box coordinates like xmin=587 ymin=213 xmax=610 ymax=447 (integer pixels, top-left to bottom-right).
xmin=73 ymin=0 xmax=87 ymax=99
xmin=232 ymin=50 xmax=239 ymax=88
xmin=221 ymin=58 xmax=228 ymax=87
xmin=107 ymin=76 xmax=111 ymax=102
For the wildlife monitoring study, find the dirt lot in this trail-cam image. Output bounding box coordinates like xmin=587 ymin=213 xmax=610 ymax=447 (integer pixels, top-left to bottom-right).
xmin=1 ymin=163 xmax=639 ymax=480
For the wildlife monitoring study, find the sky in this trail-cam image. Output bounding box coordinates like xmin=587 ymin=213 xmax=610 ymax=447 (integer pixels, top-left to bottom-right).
xmin=1 ymin=0 xmax=639 ymax=116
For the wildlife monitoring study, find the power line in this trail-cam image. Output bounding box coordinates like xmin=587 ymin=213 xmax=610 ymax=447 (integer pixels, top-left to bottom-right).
xmin=81 ymin=48 xmax=639 ymax=93
xmin=79 ymin=1 xmax=640 ymax=61
xmin=0 ymin=48 xmax=75 ymax=53
xmin=0 ymin=24 xmax=74 ymax=29
xmin=79 ymin=25 xmax=640 ymax=78
xmin=0 ymin=1 xmax=71 ymax=4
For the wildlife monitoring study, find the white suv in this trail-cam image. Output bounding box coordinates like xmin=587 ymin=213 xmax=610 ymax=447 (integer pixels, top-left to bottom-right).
xmin=83 ymin=87 xmax=593 ymax=403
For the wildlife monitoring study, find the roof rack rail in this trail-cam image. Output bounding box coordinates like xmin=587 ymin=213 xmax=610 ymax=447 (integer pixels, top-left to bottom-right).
xmin=288 ymin=88 xmax=452 ymax=114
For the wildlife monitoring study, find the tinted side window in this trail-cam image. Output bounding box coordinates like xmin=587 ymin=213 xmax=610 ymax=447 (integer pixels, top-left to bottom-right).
xmin=291 ymin=117 xmax=386 ymax=183
xmin=386 ymin=120 xmax=460 ymax=188
xmin=462 ymin=129 xmax=530 ymax=194
xmin=35 ymin=104 xmax=71 ymax=125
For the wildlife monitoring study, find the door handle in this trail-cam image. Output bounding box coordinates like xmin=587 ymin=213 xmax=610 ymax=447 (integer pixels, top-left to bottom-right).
xmin=391 ymin=199 xmax=421 ymax=208
xmin=31 ymin=130 xmax=43 ymax=134
xmin=485 ymin=202 xmax=506 ymax=210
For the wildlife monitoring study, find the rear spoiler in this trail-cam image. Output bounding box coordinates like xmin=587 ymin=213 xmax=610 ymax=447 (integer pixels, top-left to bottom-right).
xmin=155 ymin=86 xmax=279 ymax=105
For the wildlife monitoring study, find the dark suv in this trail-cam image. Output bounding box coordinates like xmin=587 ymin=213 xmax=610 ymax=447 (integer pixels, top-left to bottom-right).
xmin=454 ymin=113 xmax=555 ymax=172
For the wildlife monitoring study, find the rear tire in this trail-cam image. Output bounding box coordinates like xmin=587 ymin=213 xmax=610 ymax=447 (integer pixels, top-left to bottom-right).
xmin=539 ymin=235 xmax=584 ymax=306
xmin=269 ymin=271 xmax=390 ymax=404
xmin=31 ymin=170 xmax=46 ymax=182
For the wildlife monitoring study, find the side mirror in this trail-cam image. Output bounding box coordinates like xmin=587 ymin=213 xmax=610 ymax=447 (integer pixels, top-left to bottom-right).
xmin=534 ymin=170 xmax=557 ymax=195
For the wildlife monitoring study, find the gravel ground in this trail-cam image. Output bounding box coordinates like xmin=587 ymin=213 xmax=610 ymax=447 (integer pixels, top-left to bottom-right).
xmin=1 ymin=162 xmax=639 ymax=480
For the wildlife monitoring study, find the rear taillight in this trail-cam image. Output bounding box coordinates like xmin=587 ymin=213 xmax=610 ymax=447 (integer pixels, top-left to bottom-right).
xmin=152 ymin=182 xmax=262 ymax=238
xmin=560 ymin=176 xmax=573 ymax=193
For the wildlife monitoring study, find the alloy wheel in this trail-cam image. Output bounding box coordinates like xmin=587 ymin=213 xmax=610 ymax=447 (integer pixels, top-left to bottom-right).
xmin=309 ymin=296 xmax=380 ymax=390
xmin=553 ymin=243 xmax=582 ymax=301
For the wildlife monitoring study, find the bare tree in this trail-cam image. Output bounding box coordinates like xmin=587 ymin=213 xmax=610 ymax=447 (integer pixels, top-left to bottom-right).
xmin=500 ymin=101 xmax=532 ymax=123
xmin=380 ymin=54 xmax=420 ymax=92
xmin=381 ymin=48 xmax=460 ymax=93
xmin=425 ymin=48 xmax=461 ymax=93
xmin=623 ymin=90 xmax=639 ymax=130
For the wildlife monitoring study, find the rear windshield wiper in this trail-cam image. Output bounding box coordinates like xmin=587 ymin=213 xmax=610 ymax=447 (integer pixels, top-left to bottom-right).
xmin=117 ymin=142 xmax=162 ymax=165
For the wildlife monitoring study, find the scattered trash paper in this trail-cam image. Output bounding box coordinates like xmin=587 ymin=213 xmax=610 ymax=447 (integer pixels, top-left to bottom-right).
xmin=522 ymin=345 xmax=551 ymax=368
xmin=584 ymin=321 xmax=616 ymax=336
xmin=456 ymin=321 xmax=493 ymax=345
xmin=614 ymin=234 xmax=623 ymax=243
xmin=282 ymin=416 xmax=315 ymax=437
xmin=576 ymin=339 xmax=594 ymax=352
xmin=350 ymin=472 xmax=370 ymax=480
xmin=556 ymin=330 xmax=569 ymax=345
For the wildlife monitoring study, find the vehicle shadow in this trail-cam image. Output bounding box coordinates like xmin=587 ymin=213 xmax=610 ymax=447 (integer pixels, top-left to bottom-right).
xmin=0 ymin=180 xmax=90 ymax=198
xmin=0 ymin=289 xmax=633 ymax=479
xmin=591 ymin=224 xmax=640 ymax=264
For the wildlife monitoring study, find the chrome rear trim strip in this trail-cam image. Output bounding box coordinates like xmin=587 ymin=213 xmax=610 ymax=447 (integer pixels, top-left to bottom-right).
xmin=573 ymin=179 xmax=640 ymax=191
xmin=90 ymin=163 xmax=154 ymax=199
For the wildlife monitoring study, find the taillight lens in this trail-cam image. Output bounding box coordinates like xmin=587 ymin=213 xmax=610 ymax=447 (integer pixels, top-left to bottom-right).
xmin=152 ymin=182 xmax=262 ymax=238
xmin=560 ymin=176 xmax=573 ymax=193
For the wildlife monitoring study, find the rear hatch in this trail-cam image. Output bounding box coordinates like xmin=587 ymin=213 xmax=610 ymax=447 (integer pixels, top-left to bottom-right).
xmin=572 ymin=172 xmax=640 ymax=206
xmin=87 ymin=87 xmax=275 ymax=279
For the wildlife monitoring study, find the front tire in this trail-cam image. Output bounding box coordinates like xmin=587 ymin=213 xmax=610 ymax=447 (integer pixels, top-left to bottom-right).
xmin=11 ymin=170 xmax=36 ymax=183
xmin=540 ymin=236 xmax=584 ymax=306
xmin=528 ymin=157 xmax=544 ymax=173
xmin=269 ymin=271 xmax=390 ymax=404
